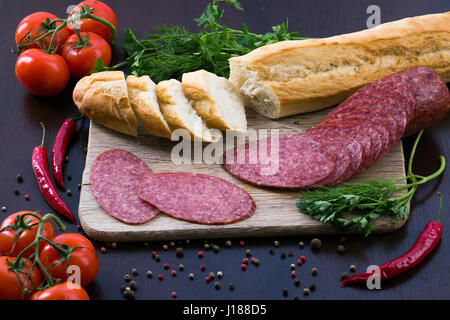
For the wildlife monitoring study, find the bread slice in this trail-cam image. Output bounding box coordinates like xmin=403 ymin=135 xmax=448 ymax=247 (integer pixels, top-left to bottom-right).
xmin=229 ymin=12 xmax=450 ymax=119
xmin=126 ymin=75 xmax=172 ymax=139
xmin=73 ymin=71 xmax=137 ymax=136
xmin=156 ymin=79 xmax=221 ymax=142
xmin=182 ymin=70 xmax=247 ymax=133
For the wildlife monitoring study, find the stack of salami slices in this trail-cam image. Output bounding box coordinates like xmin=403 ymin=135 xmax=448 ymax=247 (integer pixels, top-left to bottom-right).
xmin=223 ymin=67 xmax=450 ymax=189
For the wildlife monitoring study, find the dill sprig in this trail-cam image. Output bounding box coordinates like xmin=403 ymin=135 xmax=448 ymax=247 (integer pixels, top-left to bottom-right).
xmin=93 ymin=0 xmax=308 ymax=82
xmin=297 ymin=131 xmax=446 ymax=236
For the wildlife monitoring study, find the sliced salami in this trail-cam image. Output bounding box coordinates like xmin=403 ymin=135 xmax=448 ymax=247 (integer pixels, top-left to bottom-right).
xmin=137 ymin=172 xmax=256 ymax=225
xmin=223 ymin=134 xmax=336 ymax=189
xmin=303 ymin=131 xmax=351 ymax=186
xmin=90 ymin=150 xmax=159 ymax=224
xmin=306 ymin=128 xmax=363 ymax=180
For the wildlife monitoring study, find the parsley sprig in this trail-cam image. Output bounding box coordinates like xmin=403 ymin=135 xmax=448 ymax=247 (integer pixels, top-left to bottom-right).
xmin=93 ymin=0 xmax=308 ymax=81
xmin=297 ymin=131 xmax=446 ymax=236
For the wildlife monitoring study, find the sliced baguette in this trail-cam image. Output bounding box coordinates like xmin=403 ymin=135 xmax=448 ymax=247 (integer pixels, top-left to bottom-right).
xmin=156 ymin=79 xmax=221 ymax=142
xmin=229 ymin=12 xmax=450 ymax=119
xmin=126 ymin=75 xmax=172 ymax=139
xmin=182 ymin=70 xmax=247 ymax=133
xmin=73 ymin=71 xmax=137 ymax=136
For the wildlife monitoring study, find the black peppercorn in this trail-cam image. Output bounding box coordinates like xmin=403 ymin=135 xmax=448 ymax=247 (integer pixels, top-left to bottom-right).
xmin=130 ymin=281 xmax=137 ymax=291
xmin=17 ymin=175 xmax=23 ymax=183
xmin=176 ymin=247 xmax=184 ymax=257
xmin=341 ymin=272 xmax=349 ymax=280
xmin=310 ymin=238 xmax=322 ymax=249
xmin=310 ymin=284 xmax=316 ymax=292
xmin=282 ymin=288 xmax=288 ymax=297
xmin=337 ymin=245 xmax=346 ymax=255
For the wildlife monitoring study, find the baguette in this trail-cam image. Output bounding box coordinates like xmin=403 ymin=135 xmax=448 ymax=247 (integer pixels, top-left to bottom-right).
xmin=126 ymin=75 xmax=172 ymax=139
xmin=156 ymin=79 xmax=221 ymax=142
xmin=229 ymin=12 xmax=450 ymax=119
xmin=73 ymin=71 xmax=137 ymax=136
xmin=182 ymin=70 xmax=247 ymax=133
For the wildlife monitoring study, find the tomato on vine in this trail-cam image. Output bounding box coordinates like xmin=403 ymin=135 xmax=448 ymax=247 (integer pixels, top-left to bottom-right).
xmin=0 ymin=211 xmax=54 ymax=258
xmin=0 ymin=256 xmax=42 ymax=300
xmin=15 ymin=12 xmax=70 ymax=53
xmin=62 ymin=31 xmax=111 ymax=79
xmin=39 ymin=233 xmax=99 ymax=286
xmin=30 ymin=282 xmax=90 ymax=300
xmin=68 ymin=1 xmax=118 ymax=42
xmin=15 ymin=49 xmax=70 ymax=97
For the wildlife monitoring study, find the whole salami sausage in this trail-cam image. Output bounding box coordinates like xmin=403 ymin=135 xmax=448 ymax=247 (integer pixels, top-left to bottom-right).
xmin=137 ymin=172 xmax=256 ymax=225
xmin=91 ymin=150 xmax=159 ymax=224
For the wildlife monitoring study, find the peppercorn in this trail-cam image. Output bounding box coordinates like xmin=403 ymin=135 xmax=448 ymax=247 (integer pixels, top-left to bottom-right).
xmin=171 ymin=270 xmax=177 ymax=277
xmin=206 ymin=276 xmax=211 ymax=283
xmin=340 ymin=237 xmax=346 ymax=243
xmin=1 ymin=207 xmax=6 ymax=212
xmin=280 ymin=252 xmax=286 ymax=259
xmin=162 ymin=244 xmax=168 ymax=251
xmin=312 ymin=268 xmax=318 ymax=276
xmin=170 ymin=241 xmax=175 ymax=247
xmin=189 ymin=273 xmax=194 ymax=280
xmin=246 ymin=249 xmax=252 ymax=257
xmin=17 ymin=175 xmax=23 ymax=183
xmin=294 ymin=278 xmax=300 ymax=287
xmin=274 ymin=240 xmax=280 ymax=247
xmin=123 ymin=288 xmax=134 ymax=300
xmin=253 ymin=258 xmax=260 ymax=266
xmin=171 ymin=291 xmax=177 ymax=298
xmin=297 ymin=259 xmax=303 ymax=266
xmin=67 ymin=174 xmax=72 ymax=181
xmin=204 ymin=244 xmax=210 ymax=250
xmin=337 ymin=245 xmax=346 ymax=255
xmin=186 ymin=239 xmax=190 ymax=244
xmin=146 ymin=271 xmax=153 ymax=278
xmin=350 ymin=265 xmax=356 ymax=273
xmin=310 ymin=284 xmax=316 ymax=292
xmin=76 ymin=225 xmax=82 ymax=231
xmin=208 ymin=272 xmax=215 ymax=280
xmin=229 ymin=283 xmax=234 ymax=291
xmin=298 ymin=241 xmax=304 ymax=249
xmin=179 ymin=264 xmax=185 ymax=271
xmin=240 ymin=264 xmax=247 ymax=271
xmin=130 ymin=281 xmax=137 ymax=291
xmin=144 ymin=242 xmax=149 ymax=246
xmin=120 ymin=285 xmax=126 ymax=292
xmin=198 ymin=251 xmax=204 ymax=258
xmin=152 ymin=251 xmax=157 ymax=258
xmin=101 ymin=247 xmax=106 ymax=254
xmin=217 ymin=271 xmax=223 ymax=279
xmin=288 ymin=250 xmax=294 ymax=257
xmin=291 ymin=271 xmax=296 ymax=278
xmin=341 ymin=272 xmax=349 ymax=280
xmin=282 ymin=288 xmax=288 ymax=297
xmin=158 ymin=274 xmax=164 ymax=281
xmin=164 ymin=263 xmax=170 ymax=270
xmin=14 ymin=190 xmax=20 ymax=196
xmin=124 ymin=274 xmax=131 ymax=282
xmin=239 ymin=241 xmax=245 ymax=247
xmin=65 ymin=156 xmax=70 ymax=163
xmin=200 ymin=264 xmax=206 ymax=271
xmin=214 ymin=282 xmax=221 ymax=290
xmin=213 ymin=245 xmax=220 ymax=253
xmin=303 ymin=288 xmax=310 ymax=296
xmin=290 ymin=264 xmax=296 ymax=271
xmin=269 ymin=248 xmax=274 ymax=255
xmin=155 ymin=255 xmax=161 ymax=262
xmin=294 ymin=295 xmax=299 ymax=300
xmin=176 ymin=247 xmax=184 ymax=257
xmin=25 ymin=194 xmax=30 ymax=201
xmin=300 ymin=256 xmax=306 ymax=262
xmin=111 ymin=242 xmax=117 ymax=249
xmin=225 ymin=240 xmax=232 ymax=247
xmin=242 ymin=258 xmax=249 ymax=265
xmin=310 ymin=238 xmax=322 ymax=249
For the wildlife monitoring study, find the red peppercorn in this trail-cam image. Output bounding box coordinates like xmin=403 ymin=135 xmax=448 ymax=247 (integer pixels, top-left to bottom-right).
xmin=164 ymin=263 xmax=170 ymax=270
xmin=101 ymin=247 xmax=107 ymax=254
xmin=64 ymin=156 xmax=70 ymax=163
xmin=198 ymin=251 xmax=204 ymax=258
xmin=152 ymin=251 xmax=157 ymax=257
xmin=171 ymin=291 xmax=177 ymax=298
xmin=76 ymin=225 xmax=82 ymax=231
xmin=25 ymin=194 xmax=30 ymax=201
xmin=163 ymin=244 xmax=168 ymax=251
xmin=251 ymin=257 xmax=256 ymax=263
xmin=241 ymin=264 xmax=247 ymax=271
xmin=288 ymin=250 xmax=294 ymax=256
xmin=158 ymin=274 xmax=164 ymax=281
xmin=106 ymin=242 xmax=111 ymax=247
xmin=200 ymin=264 xmax=206 ymax=271
xmin=340 ymin=237 xmax=346 ymax=243
xmin=291 ymin=271 xmax=296 ymax=278
xmin=243 ymin=258 xmax=249 ymax=265
xmin=171 ymin=270 xmax=177 ymax=277
xmin=206 ymin=276 xmax=211 ymax=283
xmin=301 ymin=256 xmax=306 ymax=262
xmin=297 ymin=259 xmax=303 ymax=266
xmin=239 ymin=241 xmax=245 ymax=247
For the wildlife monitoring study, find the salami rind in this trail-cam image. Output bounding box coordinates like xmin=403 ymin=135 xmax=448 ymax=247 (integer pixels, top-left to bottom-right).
xmin=137 ymin=172 xmax=256 ymax=225
xmin=223 ymin=134 xmax=336 ymax=189
xmin=303 ymin=132 xmax=351 ymax=186
xmin=90 ymin=150 xmax=159 ymax=224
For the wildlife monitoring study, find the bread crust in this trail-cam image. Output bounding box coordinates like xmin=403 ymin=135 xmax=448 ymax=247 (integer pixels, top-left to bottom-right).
xmin=126 ymin=75 xmax=172 ymax=139
xmin=73 ymin=71 xmax=138 ymax=136
xmin=230 ymin=12 xmax=450 ymax=119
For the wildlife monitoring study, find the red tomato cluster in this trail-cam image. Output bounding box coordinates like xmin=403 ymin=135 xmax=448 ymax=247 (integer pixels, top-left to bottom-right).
xmin=14 ymin=1 xmax=116 ymax=97
xmin=0 ymin=211 xmax=98 ymax=300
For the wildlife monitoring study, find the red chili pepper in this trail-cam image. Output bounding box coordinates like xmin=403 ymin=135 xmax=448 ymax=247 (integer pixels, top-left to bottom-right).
xmin=32 ymin=123 xmax=76 ymax=224
xmin=51 ymin=116 xmax=81 ymax=190
xmin=341 ymin=194 xmax=444 ymax=287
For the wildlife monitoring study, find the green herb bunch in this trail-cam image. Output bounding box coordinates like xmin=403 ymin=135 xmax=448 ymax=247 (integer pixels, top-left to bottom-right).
xmin=94 ymin=0 xmax=307 ymax=82
xmin=297 ymin=131 xmax=446 ymax=236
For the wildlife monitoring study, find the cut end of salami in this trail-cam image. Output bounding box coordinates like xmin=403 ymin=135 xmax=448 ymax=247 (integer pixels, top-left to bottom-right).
xmin=137 ymin=172 xmax=256 ymax=225
xmin=90 ymin=150 xmax=159 ymax=224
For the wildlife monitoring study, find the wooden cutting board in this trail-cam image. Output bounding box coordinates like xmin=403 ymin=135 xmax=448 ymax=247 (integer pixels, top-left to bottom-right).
xmin=79 ymin=109 xmax=408 ymax=242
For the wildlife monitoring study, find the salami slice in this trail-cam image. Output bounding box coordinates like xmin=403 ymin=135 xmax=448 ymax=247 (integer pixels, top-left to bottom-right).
xmin=137 ymin=172 xmax=256 ymax=225
xmin=306 ymin=128 xmax=363 ymax=180
xmin=90 ymin=150 xmax=159 ymax=224
xmin=223 ymin=134 xmax=336 ymax=189
xmin=303 ymin=131 xmax=351 ymax=186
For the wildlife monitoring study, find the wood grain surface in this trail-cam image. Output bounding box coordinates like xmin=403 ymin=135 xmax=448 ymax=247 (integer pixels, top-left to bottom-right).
xmin=79 ymin=109 xmax=407 ymax=242
xmin=1 ymin=0 xmax=449 ymax=300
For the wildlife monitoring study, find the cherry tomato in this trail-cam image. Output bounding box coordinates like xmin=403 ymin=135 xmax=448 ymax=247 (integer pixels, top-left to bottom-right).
xmin=30 ymin=282 xmax=90 ymax=300
xmin=0 ymin=256 xmax=42 ymax=300
xmin=61 ymin=32 xmax=111 ymax=79
xmin=0 ymin=211 xmax=54 ymax=258
xmin=39 ymin=233 xmax=98 ymax=286
xmin=15 ymin=49 xmax=70 ymax=97
xmin=68 ymin=1 xmax=117 ymax=42
xmin=15 ymin=12 xmax=70 ymax=52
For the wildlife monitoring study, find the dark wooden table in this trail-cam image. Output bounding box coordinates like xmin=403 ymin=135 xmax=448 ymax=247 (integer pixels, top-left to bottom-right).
xmin=0 ymin=0 xmax=449 ymax=300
